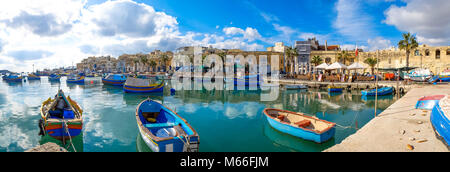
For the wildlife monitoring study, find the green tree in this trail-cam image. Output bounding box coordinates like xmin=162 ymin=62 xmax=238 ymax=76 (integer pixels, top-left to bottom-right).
xmin=149 ymin=60 xmax=157 ymax=72
xmin=286 ymin=46 xmax=299 ymax=74
xmin=311 ymin=55 xmax=323 ymax=67
xmin=337 ymin=50 xmax=351 ymax=65
xmin=398 ymin=32 xmax=419 ymax=68
xmin=160 ymin=54 xmax=169 ymax=72
xmin=138 ymin=54 xmax=149 ymax=72
xmin=364 ymin=57 xmax=378 ymax=75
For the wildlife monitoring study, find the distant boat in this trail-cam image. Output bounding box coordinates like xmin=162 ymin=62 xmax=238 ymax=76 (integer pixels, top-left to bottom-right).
xmin=27 ymin=74 xmax=41 ymax=80
xmin=263 ymin=108 xmax=336 ymax=143
xmin=407 ymin=68 xmax=432 ymax=82
xmin=430 ymin=95 xmax=449 ymax=147
xmin=3 ymin=74 xmax=23 ymax=82
xmin=39 ymin=90 xmax=83 ymax=141
xmin=123 ymin=77 xmax=164 ymax=93
xmin=136 ymin=99 xmax=199 ymax=152
xmin=327 ymin=85 xmax=343 ymax=92
xmin=416 ymin=95 xmax=445 ymax=110
xmin=67 ymin=75 xmax=85 ymax=84
xmin=48 ymin=74 xmax=61 ymax=82
xmin=285 ymin=84 xmax=308 ymax=90
xmin=361 ymin=87 xmax=393 ymax=96
xmin=102 ymin=74 xmax=127 ymax=86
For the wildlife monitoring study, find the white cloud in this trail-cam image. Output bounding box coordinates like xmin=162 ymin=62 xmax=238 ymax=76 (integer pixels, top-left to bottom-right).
xmin=223 ymin=27 xmax=262 ymax=42
xmin=367 ymin=37 xmax=393 ymax=51
xmin=334 ymin=0 xmax=376 ymax=42
xmin=384 ymin=0 xmax=450 ymax=45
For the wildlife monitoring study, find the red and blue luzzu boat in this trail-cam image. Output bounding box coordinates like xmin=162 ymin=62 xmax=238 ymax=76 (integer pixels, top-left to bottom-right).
xmin=136 ymin=99 xmax=199 ymax=152
xmin=416 ymin=95 xmax=445 ymax=110
xmin=27 ymin=74 xmax=41 ymax=80
xmin=67 ymin=75 xmax=85 ymax=84
xmin=102 ymin=74 xmax=127 ymax=86
xmin=39 ymin=90 xmax=83 ymax=141
xmin=3 ymin=74 xmax=23 ymax=82
xmin=48 ymin=74 xmax=61 ymax=81
xmin=263 ymin=108 xmax=336 ymax=143
xmin=430 ymin=95 xmax=450 ymax=147
xmin=124 ymin=77 xmax=164 ymax=93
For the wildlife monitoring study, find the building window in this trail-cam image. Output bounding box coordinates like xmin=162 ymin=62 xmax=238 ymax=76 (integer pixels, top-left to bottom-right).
xmin=447 ymin=49 xmax=450 ymax=55
xmin=415 ymin=50 xmax=420 ymax=56
xmin=389 ymin=58 xmax=392 ymax=64
xmin=325 ymin=57 xmax=331 ymax=64
xmin=436 ymin=50 xmax=440 ymax=59
xmin=425 ymin=49 xmax=430 ymax=56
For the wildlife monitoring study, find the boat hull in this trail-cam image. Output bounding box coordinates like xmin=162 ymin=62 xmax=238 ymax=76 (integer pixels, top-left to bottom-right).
xmin=67 ymin=76 xmax=85 ymax=84
xmin=430 ymin=103 xmax=450 ymax=147
xmin=265 ymin=115 xmax=335 ymax=143
xmin=124 ymin=84 xmax=164 ymax=93
xmin=44 ymin=121 xmax=82 ymax=140
xmin=361 ymin=87 xmax=393 ymax=96
xmin=328 ymin=88 xmax=343 ymax=92
xmin=138 ymin=124 xmax=199 ymax=152
xmin=416 ymin=95 xmax=445 ymax=110
xmin=102 ymin=78 xmax=126 ymax=86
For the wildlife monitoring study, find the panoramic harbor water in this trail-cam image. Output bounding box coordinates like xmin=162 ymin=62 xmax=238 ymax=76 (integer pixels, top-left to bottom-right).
xmin=0 ymin=77 xmax=401 ymax=152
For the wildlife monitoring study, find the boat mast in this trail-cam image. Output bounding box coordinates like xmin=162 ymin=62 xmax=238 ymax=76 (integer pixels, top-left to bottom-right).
xmin=374 ymin=50 xmax=379 ymax=117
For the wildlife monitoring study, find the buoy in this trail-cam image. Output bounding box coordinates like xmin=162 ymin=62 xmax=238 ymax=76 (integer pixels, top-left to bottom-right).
xmin=170 ymin=88 xmax=176 ymax=93
xmin=91 ymin=80 xmax=94 ymax=84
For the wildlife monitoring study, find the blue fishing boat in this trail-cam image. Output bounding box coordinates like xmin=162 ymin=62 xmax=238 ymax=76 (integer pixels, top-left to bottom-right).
xmin=102 ymin=74 xmax=127 ymax=86
xmin=285 ymin=84 xmax=308 ymax=90
xmin=136 ymin=99 xmax=200 ymax=152
xmin=361 ymin=87 xmax=393 ymax=96
xmin=263 ymin=108 xmax=336 ymax=143
xmin=27 ymin=74 xmax=41 ymax=80
xmin=430 ymin=95 xmax=450 ymax=147
xmin=67 ymin=75 xmax=85 ymax=84
xmin=48 ymin=74 xmax=61 ymax=82
xmin=3 ymin=74 xmax=23 ymax=82
xmin=416 ymin=95 xmax=445 ymax=110
xmin=233 ymin=75 xmax=261 ymax=87
xmin=327 ymin=85 xmax=343 ymax=92
xmin=124 ymin=77 xmax=164 ymax=93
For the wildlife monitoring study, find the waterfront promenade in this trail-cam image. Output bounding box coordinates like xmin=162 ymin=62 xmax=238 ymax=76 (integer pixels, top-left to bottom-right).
xmin=325 ymin=84 xmax=450 ymax=152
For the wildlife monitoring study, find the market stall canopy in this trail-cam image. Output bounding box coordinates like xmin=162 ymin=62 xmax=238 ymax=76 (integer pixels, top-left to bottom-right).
xmin=326 ymin=62 xmax=347 ymax=70
xmin=315 ymin=63 xmax=329 ymax=69
xmin=347 ymin=62 xmax=367 ymax=70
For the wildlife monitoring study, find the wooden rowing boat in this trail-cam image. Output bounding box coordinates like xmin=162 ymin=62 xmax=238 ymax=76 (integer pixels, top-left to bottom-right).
xmin=136 ymin=99 xmax=199 ymax=152
xmin=263 ymin=108 xmax=336 ymax=143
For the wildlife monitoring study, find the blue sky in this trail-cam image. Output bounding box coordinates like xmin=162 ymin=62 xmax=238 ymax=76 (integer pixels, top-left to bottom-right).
xmin=0 ymin=0 xmax=448 ymax=72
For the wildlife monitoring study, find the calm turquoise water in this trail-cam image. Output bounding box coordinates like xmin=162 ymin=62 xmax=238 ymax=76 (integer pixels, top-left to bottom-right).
xmin=0 ymin=77 xmax=400 ymax=152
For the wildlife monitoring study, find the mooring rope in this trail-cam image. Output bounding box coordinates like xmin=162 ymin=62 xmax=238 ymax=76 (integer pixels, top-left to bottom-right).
xmin=63 ymin=120 xmax=77 ymax=152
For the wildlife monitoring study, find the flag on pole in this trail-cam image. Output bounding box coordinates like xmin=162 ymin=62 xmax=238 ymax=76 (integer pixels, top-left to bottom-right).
xmin=355 ymin=45 xmax=359 ymax=57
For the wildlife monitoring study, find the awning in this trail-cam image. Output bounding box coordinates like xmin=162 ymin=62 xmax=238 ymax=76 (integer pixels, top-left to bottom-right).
xmin=347 ymin=62 xmax=367 ymax=70
xmin=326 ymin=62 xmax=347 ymax=70
xmin=315 ymin=63 xmax=329 ymax=69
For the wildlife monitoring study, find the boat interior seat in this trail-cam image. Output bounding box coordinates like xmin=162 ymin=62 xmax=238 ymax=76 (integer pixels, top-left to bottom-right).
xmin=142 ymin=112 xmax=159 ymax=123
xmin=144 ymin=122 xmax=178 ymax=128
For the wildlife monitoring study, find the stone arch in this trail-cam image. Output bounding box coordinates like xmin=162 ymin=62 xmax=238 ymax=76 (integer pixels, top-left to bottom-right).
xmin=425 ymin=49 xmax=430 ymax=56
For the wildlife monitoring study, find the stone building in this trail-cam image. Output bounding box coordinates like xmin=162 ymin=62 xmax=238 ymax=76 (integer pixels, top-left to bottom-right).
xmin=359 ymin=45 xmax=450 ymax=74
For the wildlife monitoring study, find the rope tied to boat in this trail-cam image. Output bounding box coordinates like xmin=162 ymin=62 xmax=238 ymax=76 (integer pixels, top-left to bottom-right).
xmin=63 ymin=120 xmax=77 ymax=152
xmin=177 ymin=134 xmax=192 ymax=152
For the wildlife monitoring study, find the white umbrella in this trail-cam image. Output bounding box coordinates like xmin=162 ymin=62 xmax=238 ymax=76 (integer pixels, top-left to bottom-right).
xmin=347 ymin=62 xmax=366 ymax=70
xmin=326 ymin=62 xmax=347 ymax=70
xmin=315 ymin=63 xmax=329 ymax=69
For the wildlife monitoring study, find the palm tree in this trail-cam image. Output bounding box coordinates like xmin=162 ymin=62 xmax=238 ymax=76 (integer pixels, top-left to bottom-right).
xmin=364 ymin=57 xmax=378 ymax=75
xmin=149 ymin=60 xmax=157 ymax=72
xmin=286 ymin=47 xmax=299 ymax=75
xmin=398 ymin=32 xmax=418 ymax=68
xmin=160 ymin=54 xmax=169 ymax=72
xmin=311 ymin=55 xmax=323 ymax=67
xmin=337 ymin=50 xmax=351 ymax=65
xmin=139 ymin=54 xmax=149 ymax=72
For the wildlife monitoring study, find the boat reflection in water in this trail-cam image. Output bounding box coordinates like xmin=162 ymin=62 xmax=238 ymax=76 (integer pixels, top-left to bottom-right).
xmin=263 ymin=120 xmax=335 ymax=152
xmin=39 ymin=133 xmax=84 ymax=152
xmin=136 ymin=133 xmax=153 ymax=152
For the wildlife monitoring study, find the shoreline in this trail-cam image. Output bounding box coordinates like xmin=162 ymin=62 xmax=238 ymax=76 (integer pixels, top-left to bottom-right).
xmin=324 ymin=83 xmax=450 ymax=152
